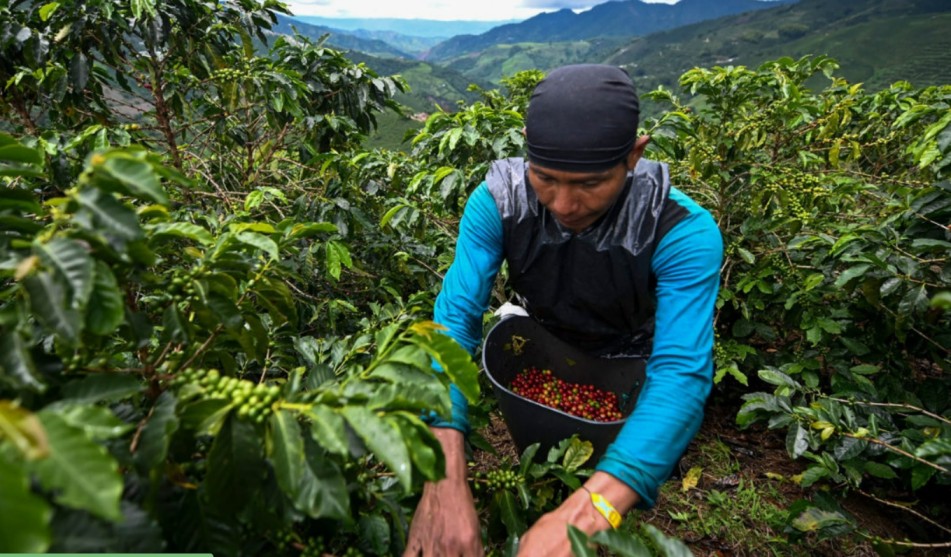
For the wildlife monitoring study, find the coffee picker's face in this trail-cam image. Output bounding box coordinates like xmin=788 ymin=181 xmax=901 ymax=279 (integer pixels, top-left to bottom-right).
xmin=527 ymin=162 xmax=630 ymax=233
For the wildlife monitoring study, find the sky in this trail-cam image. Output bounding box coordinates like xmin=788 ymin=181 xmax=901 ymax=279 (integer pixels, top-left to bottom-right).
xmin=285 ymin=0 xmax=679 ymax=22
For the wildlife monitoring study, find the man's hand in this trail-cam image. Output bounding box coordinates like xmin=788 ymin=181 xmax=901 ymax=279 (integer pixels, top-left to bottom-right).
xmin=516 ymin=471 xmax=640 ymax=557
xmin=404 ymin=428 xmax=484 ymax=557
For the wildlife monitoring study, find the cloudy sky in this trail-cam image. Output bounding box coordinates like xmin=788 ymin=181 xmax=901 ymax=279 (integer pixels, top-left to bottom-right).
xmin=285 ymin=0 xmax=679 ymax=21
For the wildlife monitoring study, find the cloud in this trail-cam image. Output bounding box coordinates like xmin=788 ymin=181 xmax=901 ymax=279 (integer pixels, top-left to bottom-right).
xmin=518 ymin=0 xmax=599 ymax=9
xmin=288 ymin=0 xmax=332 ymax=6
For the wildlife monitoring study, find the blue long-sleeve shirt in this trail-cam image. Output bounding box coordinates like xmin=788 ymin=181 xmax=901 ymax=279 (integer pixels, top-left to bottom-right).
xmin=432 ymin=181 xmax=722 ymax=508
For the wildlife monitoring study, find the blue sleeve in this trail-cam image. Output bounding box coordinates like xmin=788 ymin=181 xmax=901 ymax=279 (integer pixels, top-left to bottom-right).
xmin=596 ymin=187 xmax=723 ymax=508
xmin=427 ymin=183 xmax=504 ymax=434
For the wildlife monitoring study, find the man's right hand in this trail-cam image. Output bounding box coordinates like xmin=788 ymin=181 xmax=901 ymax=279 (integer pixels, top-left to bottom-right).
xmin=403 ymin=428 xmax=484 ymax=556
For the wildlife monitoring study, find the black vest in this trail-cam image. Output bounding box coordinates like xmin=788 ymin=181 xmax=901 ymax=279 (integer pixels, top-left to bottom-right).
xmin=486 ymin=157 xmax=687 ymax=356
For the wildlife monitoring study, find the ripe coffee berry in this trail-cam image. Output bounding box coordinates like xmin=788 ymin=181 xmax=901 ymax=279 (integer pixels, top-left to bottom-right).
xmin=509 ymin=367 xmax=623 ymax=422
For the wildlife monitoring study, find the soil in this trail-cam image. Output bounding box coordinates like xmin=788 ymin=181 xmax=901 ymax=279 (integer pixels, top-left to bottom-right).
xmin=469 ymin=395 xmax=951 ymax=557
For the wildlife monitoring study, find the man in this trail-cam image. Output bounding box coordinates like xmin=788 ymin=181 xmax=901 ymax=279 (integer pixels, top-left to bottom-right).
xmin=405 ymin=64 xmax=722 ymax=556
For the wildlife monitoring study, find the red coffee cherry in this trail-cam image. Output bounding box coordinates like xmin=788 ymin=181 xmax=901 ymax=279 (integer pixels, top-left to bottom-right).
xmin=509 ymin=367 xmax=623 ymax=422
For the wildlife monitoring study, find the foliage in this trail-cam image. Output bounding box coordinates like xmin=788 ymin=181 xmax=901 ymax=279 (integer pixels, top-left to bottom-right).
xmin=0 ymin=0 xmax=405 ymax=174
xmin=644 ymin=55 xmax=950 ymax=547
xmin=0 ymin=136 xmax=484 ymax=554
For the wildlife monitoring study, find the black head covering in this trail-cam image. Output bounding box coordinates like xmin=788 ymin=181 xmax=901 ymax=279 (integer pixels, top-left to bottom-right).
xmin=525 ymin=64 xmax=640 ymax=172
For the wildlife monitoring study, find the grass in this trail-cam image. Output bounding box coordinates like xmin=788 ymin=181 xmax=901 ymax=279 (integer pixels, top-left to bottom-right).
xmin=631 ymin=436 xmax=795 ymax=556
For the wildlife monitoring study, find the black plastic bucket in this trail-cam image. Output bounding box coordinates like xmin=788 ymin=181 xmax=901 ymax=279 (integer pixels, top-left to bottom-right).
xmin=481 ymin=315 xmax=645 ymax=463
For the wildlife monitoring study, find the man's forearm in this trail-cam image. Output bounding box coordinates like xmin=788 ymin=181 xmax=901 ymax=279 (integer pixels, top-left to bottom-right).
xmin=430 ymin=426 xmax=468 ymax=483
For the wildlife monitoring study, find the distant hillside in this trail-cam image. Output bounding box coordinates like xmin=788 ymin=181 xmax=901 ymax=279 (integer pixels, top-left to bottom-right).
xmin=601 ymin=0 xmax=951 ymax=94
xmin=342 ymin=29 xmax=443 ymax=58
xmin=290 ymin=16 xmax=517 ymax=39
xmin=345 ymin=53 xmax=492 ymax=150
xmin=444 ymin=38 xmax=630 ymax=86
xmin=273 ymin=16 xmax=412 ymax=59
xmin=426 ymin=0 xmax=790 ymax=61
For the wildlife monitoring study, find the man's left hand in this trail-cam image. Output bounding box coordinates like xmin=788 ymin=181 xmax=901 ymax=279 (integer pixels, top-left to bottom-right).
xmin=516 ymin=472 xmax=640 ymax=557
xmin=516 ymin=487 xmax=609 ymax=557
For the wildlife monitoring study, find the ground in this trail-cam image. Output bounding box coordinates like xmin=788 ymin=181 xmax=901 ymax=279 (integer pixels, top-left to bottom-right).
xmin=470 ymin=394 xmax=950 ymax=557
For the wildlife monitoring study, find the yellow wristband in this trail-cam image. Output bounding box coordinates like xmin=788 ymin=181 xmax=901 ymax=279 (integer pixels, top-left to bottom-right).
xmin=582 ymin=487 xmax=622 ymax=529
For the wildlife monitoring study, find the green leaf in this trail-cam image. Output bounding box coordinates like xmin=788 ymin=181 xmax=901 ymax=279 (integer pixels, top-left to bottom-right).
xmin=76 ymin=188 xmax=144 ymax=242
xmin=880 ymin=277 xmax=902 ymax=296
xmin=306 ymin=405 xmax=348 ymax=456
xmin=0 ymin=186 xmax=41 ymax=212
xmin=60 ymin=374 xmax=143 ymax=404
xmin=31 ymin=411 xmax=122 ymax=521
xmin=567 ymin=525 xmax=597 ymax=557
xmin=494 ymin=490 xmax=527 ymax=537
xmin=257 ymin=277 xmax=297 ymax=326
xmin=99 ymin=152 xmax=168 ymax=205
xmin=641 ymin=524 xmax=694 ymax=557
xmin=590 ymin=528 xmax=652 ymax=556
xmin=790 ymin=506 xmax=852 ymax=534
xmin=799 ymin=465 xmax=829 ymax=488
xmin=802 ymin=273 xmax=825 ymax=291
xmin=130 ymin=0 xmax=157 ymax=18
xmin=562 ymin=437 xmax=594 ymax=472
xmin=391 ymin=412 xmax=445 ymax=481
xmin=178 ymin=398 xmax=233 ymax=436
xmin=302 ymin=434 xmax=351 ymax=520
xmin=204 ymin=416 xmax=264 ymax=511
xmin=849 ymin=364 xmax=880 ymax=376
xmin=786 ymin=423 xmax=809 ymax=459
xmin=0 ymin=144 xmax=44 ymax=165
xmin=0 ymin=452 xmax=51 ymax=553
xmin=340 ymin=406 xmax=412 ymax=491
xmin=234 ymin=231 xmax=279 ymax=260
xmin=898 ymin=285 xmax=928 ymax=316
xmin=205 ymin=293 xmax=243 ymax=331
xmin=39 ymin=2 xmax=60 ymax=21
xmin=817 ymin=317 xmax=842 ymax=334
xmin=54 ymin=404 xmax=132 ymax=441
xmin=380 ymin=203 xmax=407 ymax=228
xmin=147 ymin=222 xmax=214 ymax=246
xmin=69 ymin=52 xmax=89 ymax=91
xmin=519 ymin=443 xmax=540 ymax=476
xmin=758 ymin=368 xmax=800 ymax=388
xmin=863 ymin=461 xmax=897 ymax=480
xmin=133 ymin=392 xmax=179 ymax=476
xmin=160 ymin=305 xmax=189 ymax=345
xmin=0 ymin=331 xmax=45 ymax=392
xmin=834 ymin=264 xmax=870 ymax=289
xmin=286 ymin=222 xmax=337 ymax=240
xmin=358 ymin=514 xmax=390 ymax=556
xmin=736 ymin=247 xmax=755 ymax=265
xmin=930 ymin=291 xmax=951 ymax=310
xmin=0 ymin=401 xmax=48 ymax=460
xmin=409 ymin=321 xmax=480 ymax=403
xmin=23 ymin=271 xmax=82 ymax=344
xmin=910 ymin=464 xmax=936 ymax=491
xmin=326 ymin=240 xmax=352 ymax=280
xmin=85 ymin=261 xmax=124 ymax=335
xmin=915 ymin=438 xmax=951 ymax=458
xmin=229 ymin=222 xmax=276 ymax=234
xmin=244 ymin=190 xmax=264 ymax=211
xmin=267 ymin=410 xmax=307 ymax=504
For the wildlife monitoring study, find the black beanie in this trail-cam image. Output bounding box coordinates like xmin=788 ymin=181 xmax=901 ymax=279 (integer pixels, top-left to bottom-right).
xmin=525 ymin=64 xmax=640 ymax=172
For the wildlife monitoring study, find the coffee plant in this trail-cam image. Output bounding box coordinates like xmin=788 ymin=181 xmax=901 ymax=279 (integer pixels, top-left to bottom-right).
xmin=644 ymin=56 xmax=950 ymax=548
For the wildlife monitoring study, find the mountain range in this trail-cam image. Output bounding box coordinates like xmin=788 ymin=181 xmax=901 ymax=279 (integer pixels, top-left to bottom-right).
xmin=274 ymin=0 xmax=951 ymax=149
xmin=424 ymin=0 xmax=791 ymax=61
xmin=283 ymin=0 xmax=792 ymax=60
